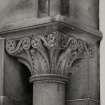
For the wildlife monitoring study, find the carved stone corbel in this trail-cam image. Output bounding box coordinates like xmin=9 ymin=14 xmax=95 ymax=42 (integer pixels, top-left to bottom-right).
xmin=5 ymin=31 xmax=92 ymax=105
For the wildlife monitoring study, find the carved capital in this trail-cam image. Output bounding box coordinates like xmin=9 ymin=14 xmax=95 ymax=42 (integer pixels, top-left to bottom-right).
xmin=5 ymin=31 xmax=92 ymax=78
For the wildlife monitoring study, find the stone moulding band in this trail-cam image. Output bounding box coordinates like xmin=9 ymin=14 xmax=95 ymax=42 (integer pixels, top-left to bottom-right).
xmin=66 ymin=98 xmax=98 ymax=103
xmin=29 ymin=74 xmax=70 ymax=84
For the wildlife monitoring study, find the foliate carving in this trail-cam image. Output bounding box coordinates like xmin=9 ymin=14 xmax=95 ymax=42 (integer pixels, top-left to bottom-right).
xmin=31 ymin=36 xmax=41 ymax=48
xmin=22 ymin=37 xmax=31 ymax=50
xmin=6 ymin=37 xmax=31 ymax=54
xmin=44 ymin=32 xmax=58 ymax=48
xmin=5 ymin=31 xmax=92 ymax=76
xmin=6 ymin=39 xmax=16 ymax=54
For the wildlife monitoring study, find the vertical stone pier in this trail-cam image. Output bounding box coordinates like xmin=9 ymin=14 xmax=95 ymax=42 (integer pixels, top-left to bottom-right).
xmin=66 ymin=0 xmax=102 ymax=105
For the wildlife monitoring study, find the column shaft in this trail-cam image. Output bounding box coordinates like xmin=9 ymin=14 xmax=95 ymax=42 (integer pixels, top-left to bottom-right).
xmin=30 ymin=74 xmax=68 ymax=105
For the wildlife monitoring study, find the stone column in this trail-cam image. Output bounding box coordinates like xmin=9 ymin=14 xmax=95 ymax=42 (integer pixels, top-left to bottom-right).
xmin=5 ymin=29 xmax=92 ymax=105
xmin=30 ymin=74 xmax=68 ymax=105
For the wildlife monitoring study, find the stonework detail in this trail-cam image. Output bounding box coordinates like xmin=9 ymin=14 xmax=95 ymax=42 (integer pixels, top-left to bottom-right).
xmin=6 ymin=31 xmax=92 ymax=76
xmin=0 ymin=0 xmax=101 ymax=105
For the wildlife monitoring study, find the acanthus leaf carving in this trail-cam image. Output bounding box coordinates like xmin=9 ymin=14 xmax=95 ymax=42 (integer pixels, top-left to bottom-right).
xmin=5 ymin=31 xmax=93 ymax=76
